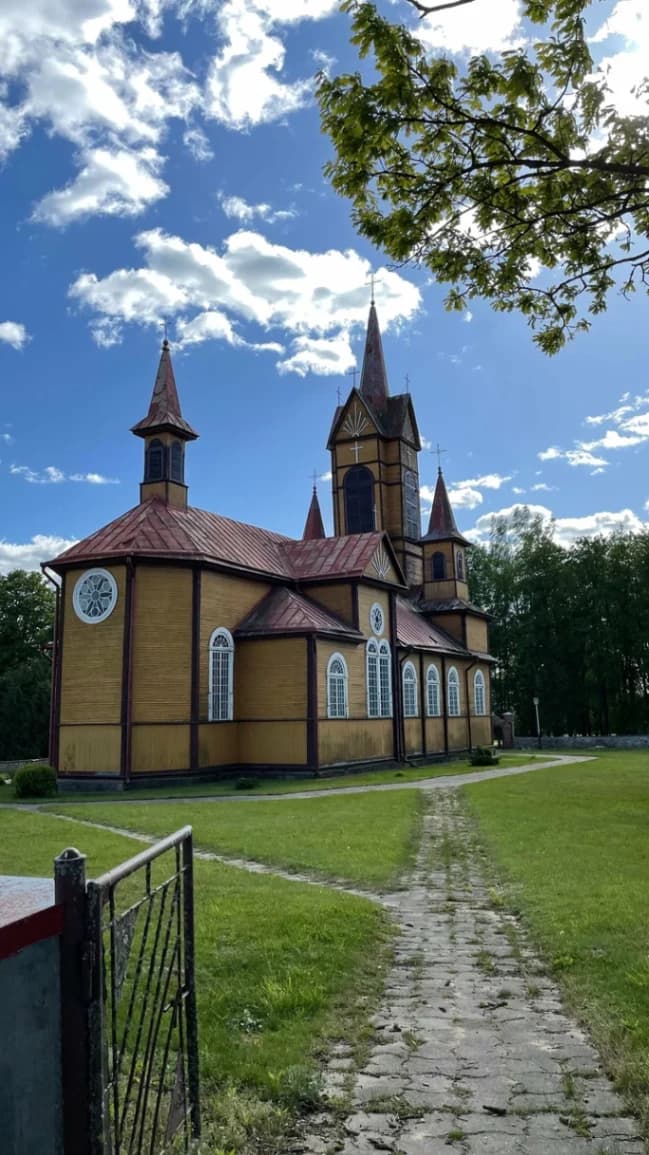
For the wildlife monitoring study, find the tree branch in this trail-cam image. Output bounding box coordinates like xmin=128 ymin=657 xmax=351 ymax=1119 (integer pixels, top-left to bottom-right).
xmin=406 ymin=0 xmax=478 ymax=15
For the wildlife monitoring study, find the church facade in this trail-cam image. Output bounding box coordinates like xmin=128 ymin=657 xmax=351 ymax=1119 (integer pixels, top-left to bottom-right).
xmin=45 ymin=304 xmax=493 ymax=785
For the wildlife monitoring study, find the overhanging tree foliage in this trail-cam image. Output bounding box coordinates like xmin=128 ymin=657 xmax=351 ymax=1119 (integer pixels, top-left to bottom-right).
xmin=0 ymin=570 xmax=55 ymax=759
xmin=318 ymin=0 xmax=649 ymax=351
xmin=468 ymin=511 xmax=649 ymax=735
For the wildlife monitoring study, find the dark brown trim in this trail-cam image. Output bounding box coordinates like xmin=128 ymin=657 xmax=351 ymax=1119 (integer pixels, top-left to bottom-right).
xmin=389 ymin=591 xmax=403 ymax=762
xmin=237 ymin=628 xmax=364 ymax=643
xmin=306 ymin=636 xmax=319 ymax=773
xmin=461 ymin=612 xmax=468 ymax=648
xmin=441 ymin=655 xmax=449 ymax=755
xmin=190 ymin=566 xmax=201 ymax=770
xmin=53 ymin=573 xmax=66 ymax=772
xmin=120 ymin=558 xmax=135 ymax=781
xmin=419 ymin=651 xmax=426 ymax=756
xmin=464 ymin=660 xmax=477 ymax=751
xmin=352 ymin=583 xmax=360 ymax=630
xmin=41 ymin=567 xmax=62 ymax=771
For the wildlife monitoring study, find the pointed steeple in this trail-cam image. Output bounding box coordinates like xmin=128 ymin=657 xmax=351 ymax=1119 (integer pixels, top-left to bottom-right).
xmin=302 ymin=486 xmax=326 ymax=541
xmin=131 ymin=340 xmax=198 ymax=441
xmin=422 ymin=468 xmax=470 ymax=544
xmin=359 ymin=302 xmax=389 ymax=414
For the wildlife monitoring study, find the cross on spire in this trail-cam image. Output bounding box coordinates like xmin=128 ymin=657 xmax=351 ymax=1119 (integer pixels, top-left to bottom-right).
xmin=336 ymin=385 xmax=343 ymax=406
xmin=348 ymin=365 xmax=358 ymax=389
xmin=433 ymin=443 xmax=447 ymax=472
xmin=404 ymin=372 xmax=411 ymax=391
xmin=311 ymin=469 xmax=318 ymax=489
xmin=161 ymin=319 xmax=169 ymax=344
xmin=366 ymin=272 xmax=381 ymax=305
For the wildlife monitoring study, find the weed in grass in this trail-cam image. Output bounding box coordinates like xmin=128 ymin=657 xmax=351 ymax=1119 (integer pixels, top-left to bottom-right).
xmin=446 ymin=1128 xmax=466 ymax=1142
xmin=562 ymin=1071 xmax=577 ymax=1100
xmin=475 ymin=949 xmax=498 ymax=976
xmin=403 ymin=1030 xmax=424 ymax=1050
xmin=526 ymin=982 xmax=541 ymax=998
xmin=560 ymin=1109 xmax=591 ymax=1138
xmin=367 ymin=1095 xmax=426 ymax=1121
xmin=488 ymin=887 xmax=506 ymax=909
xmin=497 ymin=988 xmax=513 ymax=1001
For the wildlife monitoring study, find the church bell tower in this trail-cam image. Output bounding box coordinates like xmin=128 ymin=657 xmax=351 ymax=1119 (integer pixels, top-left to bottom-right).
xmin=131 ymin=339 xmax=198 ymax=509
xmin=327 ymin=300 xmax=423 ymax=586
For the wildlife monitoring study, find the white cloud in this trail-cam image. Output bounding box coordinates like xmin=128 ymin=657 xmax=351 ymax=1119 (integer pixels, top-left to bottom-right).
xmin=447 ymin=485 xmax=483 ymax=510
xmin=69 ymin=227 xmax=421 ymax=374
xmin=463 ymin=310 xmax=473 ymax=323
xmin=512 ymin=486 xmax=525 ymax=495
xmin=538 ymin=446 xmax=561 ymax=461
xmin=468 ymin=503 xmax=646 ymax=548
xmin=457 ymin=473 xmax=512 ymax=491
xmin=318 ymin=470 xmax=332 ymax=483
xmin=183 ymin=126 xmax=213 ymax=162
xmin=218 ymin=192 xmax=296 ymax=224
xmin=11 ymin=464 xmax=118 ymax=484
xmin=0 ymin=321 xmax=30 ymax=349
xmin=591 ymin=3 xmax=649 ymax=117
xmin=580 ymin=429 xmax=644 ymax=451
xmin=538 ymin=446 xmax=609 ymax=468
xmin=420 ymin=436 xmax=432 ymax=451
xmin=415 ymin=0 xmax=523 ymax=54
xmin=205 ymin=0 xmax=337 ymax=130
xmin=0 ymin=533 xmax=78 ymax=576
xmin=33 ymin=146 xmax=168 ymax=225
xmin=531 ymin=482 xmax=555 ymax=492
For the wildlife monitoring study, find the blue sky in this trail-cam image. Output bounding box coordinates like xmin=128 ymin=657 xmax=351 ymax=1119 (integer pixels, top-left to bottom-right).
xmin=1 ymin=0 xmax=648 ymax=572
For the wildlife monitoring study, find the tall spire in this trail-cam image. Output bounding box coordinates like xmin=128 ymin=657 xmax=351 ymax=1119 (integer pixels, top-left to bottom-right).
xmin=425 ymin=468 xmax=461 ymax=539
xmin=302 ymin=486 xmax=326 ymax=541
xmin=359 ymin=302 xmax=389 ymax=413
xmin=131 ymin=339 xmax=198 ymax=440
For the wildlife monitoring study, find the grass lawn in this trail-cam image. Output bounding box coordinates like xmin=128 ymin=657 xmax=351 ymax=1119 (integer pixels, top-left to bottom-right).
xmin=462 ymin=752 xmax=649 ymax=1132
xmin=3 ymin=752 xmax=553 ymax=805
xmin=47 ymin=789 xmax=423 ymax=888
xmin=0 ymin=808 xmax=391 ymax=1153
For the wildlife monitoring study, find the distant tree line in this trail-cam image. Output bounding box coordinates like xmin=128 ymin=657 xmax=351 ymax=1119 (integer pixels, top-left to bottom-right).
xmin=468 ymin=510 xmax=649 ymax=737
xmin=0 ymin=570 xmax=55 ymax=759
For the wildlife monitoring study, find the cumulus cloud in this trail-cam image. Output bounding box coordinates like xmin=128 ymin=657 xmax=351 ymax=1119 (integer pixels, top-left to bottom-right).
xmin=591 ymin=3 xmax=649 ymax=117
xmin=10 ymin=463 xmax=118 ymax=484
xmin=69 ymin=227 xmax=421 ymax=375
xmin=33 ymin=146 xmax=168 ymax=225
xmin=538 ymin=446 xmax=609 ymax=468
xmin=0 ymin=321 xmax=30 ymax=349
xmin=218 ymin=192 xmax=296 ymax=224
xmin=0 ymin=533 xmax=78 ymax=575
xmin=467 ymin=503 xmax=647 ymax=549
xmin=183 ymin=126 xmax=213 ymax=162
xmin=414 ymin=0 xmax=523 ymax=54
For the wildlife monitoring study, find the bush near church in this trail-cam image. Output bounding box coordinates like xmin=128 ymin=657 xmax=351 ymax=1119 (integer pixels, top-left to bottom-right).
xmin=469 ymin=747 xmax=500 ymax=768
xmin=13 ymin=764 xmax=57 ymax=798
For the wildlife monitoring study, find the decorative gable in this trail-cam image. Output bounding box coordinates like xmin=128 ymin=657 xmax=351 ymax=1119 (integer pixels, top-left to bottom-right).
xmin=364 ymin=540 xmax=401 ymax=586
xmin=327 ymin=389 xmax=379 ymax=448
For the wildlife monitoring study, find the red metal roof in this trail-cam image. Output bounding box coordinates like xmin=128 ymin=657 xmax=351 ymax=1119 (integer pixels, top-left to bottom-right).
xmin=236 ymin=588 xmax=363 ymax=639
xmin=302 ymin=487 xmax=325 ymax=541
xmin=396 ymin=596 xmax=466 ymax=653
xmin=47 ymin=500 xmax=403 ymax=586
xmin=422 ymin=469 xmax=470 ymax=545
xmin=131 ymin=340 xmax=198 ymax=440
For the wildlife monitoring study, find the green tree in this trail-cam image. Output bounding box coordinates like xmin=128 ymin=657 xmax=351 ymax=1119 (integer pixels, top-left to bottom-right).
xmin=0 ymin=570 xmax=55 ymax=759
xmin=318 ymin=0 xmax=649 ymax=352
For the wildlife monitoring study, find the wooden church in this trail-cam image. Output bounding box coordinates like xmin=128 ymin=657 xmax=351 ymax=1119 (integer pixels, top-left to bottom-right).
xmin=45 ymin=302 xmax=493 ymax=785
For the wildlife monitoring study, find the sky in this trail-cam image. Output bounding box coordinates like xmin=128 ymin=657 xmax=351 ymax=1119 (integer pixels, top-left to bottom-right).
xmin=1 ymin=0 xmax=649 ymax=574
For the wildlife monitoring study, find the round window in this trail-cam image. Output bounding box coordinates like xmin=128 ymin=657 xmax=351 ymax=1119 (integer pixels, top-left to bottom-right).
xmin=370 ymin=602 xmax=384 ymax=636
xmin=72 ymin=568 xmax=118 ymax=624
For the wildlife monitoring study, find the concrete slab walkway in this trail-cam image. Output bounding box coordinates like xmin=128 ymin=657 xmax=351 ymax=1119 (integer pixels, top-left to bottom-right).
xmin=297 ymin=790 xmax=643 ymax=1155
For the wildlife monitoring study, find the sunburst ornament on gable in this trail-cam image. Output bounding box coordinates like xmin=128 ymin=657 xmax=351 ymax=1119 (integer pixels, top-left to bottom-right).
xmin=372 ymin=544 xmax=390 ymax=579
xmin=342 ymin=405 xmax=369 ymax=439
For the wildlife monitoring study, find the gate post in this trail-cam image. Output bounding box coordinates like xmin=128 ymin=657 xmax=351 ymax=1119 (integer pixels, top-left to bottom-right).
xmin=182 ymin=832 xmax=201 ymax=1140
xmin=55 ymin=847 xmax=91 ymax=1155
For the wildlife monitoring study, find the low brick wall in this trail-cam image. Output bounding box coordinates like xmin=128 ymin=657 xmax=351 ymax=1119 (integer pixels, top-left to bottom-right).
xmin=515 ymin=735 xmax=649 ymax=749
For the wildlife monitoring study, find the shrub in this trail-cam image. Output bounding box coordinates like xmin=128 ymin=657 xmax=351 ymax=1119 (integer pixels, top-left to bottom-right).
xmin=14 ymin=763 xmax=57 ymax=798
xmin=234 ymin=776 xmax=260 ymax=791
xmin=469 ymin=746 xmax=500 ymax=768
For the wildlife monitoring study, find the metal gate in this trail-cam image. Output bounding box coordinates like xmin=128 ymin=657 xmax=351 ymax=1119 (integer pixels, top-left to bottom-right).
xmin=55 ymin=827 xmax=201 ymax=1155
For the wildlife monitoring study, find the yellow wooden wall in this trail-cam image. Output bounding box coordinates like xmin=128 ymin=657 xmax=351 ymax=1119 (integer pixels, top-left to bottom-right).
xmin=60 ymin=564 xmax=125 ymax=726
xmin=199 ymin=723 xmax=238 ymax=768
xmin=424 ymin=717 xmax=446 ymax=753
xmin=319 ymin=720 xmax=392 ymax=765
xmin=306 ymin=583 xmax=354 ymax=625
xmin=132 ymin=725 xmax=190 ymax=772
xmin=448 ymin=717 xmax=469 ymax=750
xmin=236 ymin=638 xmax=307 ymax=719
xmin=199 ymin=571 xmax=269 ymax=721
xmin=317 ymin=639 xmax=364 ymax=718
xmin=357 ymin=586 xmax=391 ymax=642
xmin=59 ymin=725 xmax=121 ymax=774
xmin=404 ymin=718 xmax=422 ymax=756
xmin=131 ymin=566 xmax=192 ymax=724
xmin=466 ymin=617 xmax=489 ymax=653
xmin=239 ymin=722 xmax=307 ymax=765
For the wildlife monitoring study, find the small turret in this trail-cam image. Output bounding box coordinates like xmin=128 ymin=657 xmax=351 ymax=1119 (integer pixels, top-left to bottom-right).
xmin=421 ymin=469 xmax=470 ymax=601
xmin=302 ymin=486 xmax=326 ymax=540
xmin=131 ymin=339 xmax=198 ymax=508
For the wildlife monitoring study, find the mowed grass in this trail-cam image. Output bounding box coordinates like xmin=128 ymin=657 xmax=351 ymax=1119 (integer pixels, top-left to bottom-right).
xmin=0 ymin=809 xmax=391 ymax=1152
xmin=26 ymin=752 xmax=552 ymax=804
xmin=463 ymin=753 xmax=649 ymax=1130
xmin=47 ymin=789 xmax=422 ymax=888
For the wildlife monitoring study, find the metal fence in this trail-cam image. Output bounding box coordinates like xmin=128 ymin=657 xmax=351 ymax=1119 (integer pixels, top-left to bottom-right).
xmin=55 ymin=827 xmax=200 ymax=1155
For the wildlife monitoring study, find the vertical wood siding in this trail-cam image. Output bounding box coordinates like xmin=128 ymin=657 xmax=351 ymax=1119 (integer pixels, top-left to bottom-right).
xmin=131 ymin=566 xmax=192 ymax=723
xmin=59 ymin=565 xmax=126 ymax=725
xmin=131 ymin=725 xmax=190 ymax=772
xmin=58 ymin=725 xmax=121 ymax=773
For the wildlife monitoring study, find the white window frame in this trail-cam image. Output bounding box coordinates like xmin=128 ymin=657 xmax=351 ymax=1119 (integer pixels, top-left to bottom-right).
xmin=448 ymin=666 xmax=461 ymax=717
xmin=327 ymin=652 xmax=349 ymax=719
xmin=208 ymin=627 xmax=234 ymax=721
xmin=378 ymin=639 xmax=393 ymax=718
xmin=402 ymin=660 xmax=418 ymax=718
xmin=366 ymin=638 xmax=380 ymax=718
xmin=426 ymin=664 xmax=441 ymax=717
xmin=474 ymin=669 xmax=486 ymax=716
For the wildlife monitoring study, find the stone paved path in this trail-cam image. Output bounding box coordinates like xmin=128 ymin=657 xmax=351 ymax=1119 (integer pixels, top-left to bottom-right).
xmin=298 ymin=791 xmax=644 ymax=1155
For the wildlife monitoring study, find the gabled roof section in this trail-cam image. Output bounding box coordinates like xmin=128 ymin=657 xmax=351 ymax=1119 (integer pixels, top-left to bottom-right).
xmin=363 ymin=539 xmax=402 ymax=586
xmin=286 ymin=532 xmax=405 ymax=584
xmin=302 ymin=487 xmax=325 ymax=541
xmin=419 ymin=596 xmax=490 ymax=620
xmin=131 ymin=340 xmax=198 ymax=441
xmin=235 ymin=587 xmax=364 ymax=640
xmin=359 ymin=301 xmax=389 ymax=414
xmin=422 ymin=469 xmax=470 ymax=545
xmin=326 ymin=389 xmax=380 ymax=449
xmin=396 ymin=597 xmax=466 ymax=653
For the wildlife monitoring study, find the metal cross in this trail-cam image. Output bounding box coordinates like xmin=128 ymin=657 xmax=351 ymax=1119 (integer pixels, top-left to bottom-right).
xmin=348 ymin=365 xmax=358 ymax=389
xmin=366 ymin=272 xmax=381 ymax=304
xmin=352 ymin=439 xmax=363 ymax=463
xmin=311 ymin=469 xmax=318 ymax=489
xmin=161 ymin=319 xmax=169 ymax=343
xmin=433 ymin=443 xmax=447 ymax=470
xmin=336 ymin=385 xmax=343 ymax=406
xmin=404 ymin=373 xmax=411 ymax=392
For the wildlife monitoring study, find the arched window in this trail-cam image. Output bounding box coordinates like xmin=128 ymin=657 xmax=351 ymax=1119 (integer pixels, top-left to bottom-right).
xmin=327 ymin=653 xmax=348 ymax=719
xmin=448 ymin=666 xmax=461 ymax=717
xmin=208 ymin=628 xmax=234 ymax=721
xmin=457 ymin=550 xmax=465 ymax=580
xmin=404 ymin=470 xmax=420 ymax=538
xmin=426 ymin=664 xmax=441 ymax=716
xmin=344 ymin=465 xmax=375 ymax=534
xmin=170 ymin=440 xmax=184 ymax=483
xmin=367 ymin=639 xmax=379 ymax=717
xmin=432 ymin=552 xmax=446 ymax=580
xmin=474 ymin=669 xmax=486 ymax=715
xmin=145 ymin=438 xmax=165 ymax=482
xmin=367 ymin=638 xmax=392 ymax=718
xmin=402 ymin=661 xmax=418 ymax=718
xmin=378 ymin=640 xmax=392 ymax=718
